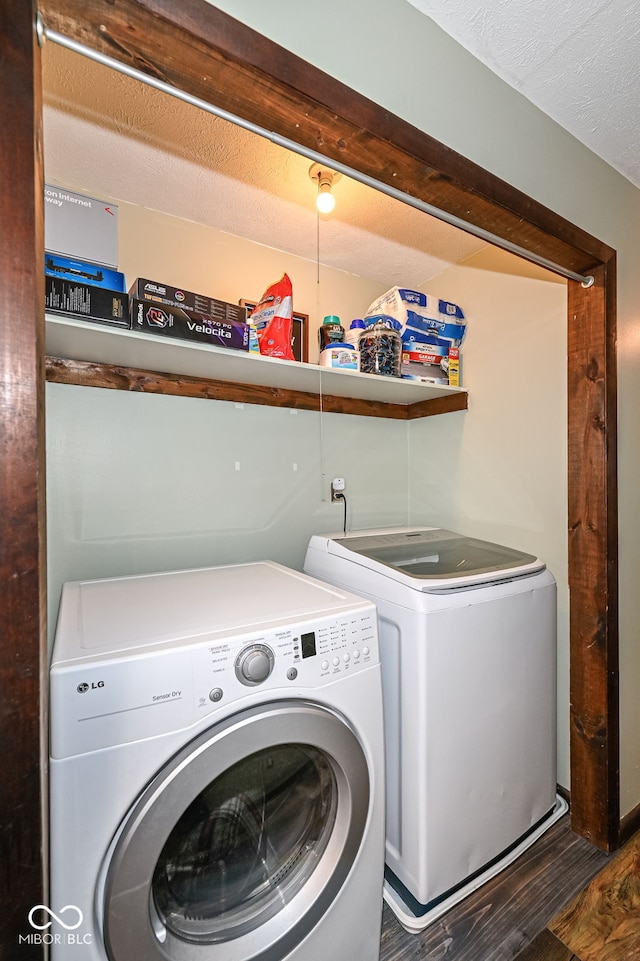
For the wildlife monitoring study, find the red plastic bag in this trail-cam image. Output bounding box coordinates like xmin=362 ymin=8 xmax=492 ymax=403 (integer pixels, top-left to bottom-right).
xmin=251 ymin=273 xmax=295 ymax=360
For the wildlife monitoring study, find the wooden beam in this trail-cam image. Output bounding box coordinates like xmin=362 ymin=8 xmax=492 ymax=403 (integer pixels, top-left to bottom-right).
xmin=0 ymin=0 xmax=47 ymax=956
xmin=567 ymin=262 xmax=619 ymax=850
xmin=45 ymin=356 xmax=467 ymax=419
xmin=406 ymin=390 xmax=469 ymax=419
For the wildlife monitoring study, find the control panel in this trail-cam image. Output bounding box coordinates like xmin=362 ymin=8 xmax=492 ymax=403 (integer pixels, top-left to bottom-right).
xmin=193 ymin=607 xmax=377 ymax=713
xmin=50 ymin=604 xmax=377 ymax=758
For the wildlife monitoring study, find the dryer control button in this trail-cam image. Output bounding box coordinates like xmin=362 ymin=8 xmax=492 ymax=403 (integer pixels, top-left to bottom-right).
xmin=209 ymin=688 xmax=223 ymax=702
xmin=321 ymin=660 xmax=329 ymax=671
xmin=286 ymin=667 xmax=298 ymax=681
xmin=235 ymin=644 xmax=275 ymax=686
xmin=332 ymin=657 xmax=340 ymax=667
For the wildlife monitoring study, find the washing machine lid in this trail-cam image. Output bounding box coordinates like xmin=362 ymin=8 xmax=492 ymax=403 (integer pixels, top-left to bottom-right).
xmin=321 ymin=527 xmax=544 ymax=591
xmin=52 ymin=561 xmax=371 ymax=664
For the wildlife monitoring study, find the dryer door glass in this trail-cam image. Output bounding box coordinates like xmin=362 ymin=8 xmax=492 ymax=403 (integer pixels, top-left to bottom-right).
xmin=151 ymin=743 xmax=336 ymax=942
xmin=103 ymin=701 xmax=370 ymax=961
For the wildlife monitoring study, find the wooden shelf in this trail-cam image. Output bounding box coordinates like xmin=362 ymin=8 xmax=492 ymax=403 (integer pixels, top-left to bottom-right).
xmin=45 ymin=315 xmax=468 ymax=420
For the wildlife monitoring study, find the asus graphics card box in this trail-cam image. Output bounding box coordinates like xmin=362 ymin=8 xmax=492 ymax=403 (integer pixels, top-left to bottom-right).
xmin=130 ymin=278 xmax=246 ymax=325
xmin=131 ymin=299 xmax=249 ymax=351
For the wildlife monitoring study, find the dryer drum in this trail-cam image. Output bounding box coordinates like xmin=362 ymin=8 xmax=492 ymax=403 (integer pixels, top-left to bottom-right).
xmin=151 ymin=744 xmax=338 ymax=939
xmin=103 ymin=701 xmax=370 ymax=961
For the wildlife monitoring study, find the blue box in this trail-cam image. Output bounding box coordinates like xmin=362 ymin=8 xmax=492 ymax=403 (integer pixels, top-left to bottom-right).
xmin=45 ymin=253 xmax=126 ymax=292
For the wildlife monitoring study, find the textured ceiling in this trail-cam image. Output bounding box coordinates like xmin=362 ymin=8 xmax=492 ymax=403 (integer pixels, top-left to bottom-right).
xmin=407 ymin=0 xmax=640 ymax=188
xmin=41 ymin=42 xmax=486 ymax=290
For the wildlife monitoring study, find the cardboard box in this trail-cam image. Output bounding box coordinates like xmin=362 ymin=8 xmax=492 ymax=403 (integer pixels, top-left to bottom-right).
xmin=45 ymin=253 xmax=125 ymax=292
xmin=45 ymin=277 xmax=129 ymax=328
xmin=44 ymin=185 xmax=118 ymax=267
xmin=447 ymin=347 xmax=460 ymax=387
xmin=130 ymin=278 xmax=246 ymax=324
xmin=401 ymin=346 xmax=460 ymax=386
xmin=131 ymin=299 xmax=249 ymax=351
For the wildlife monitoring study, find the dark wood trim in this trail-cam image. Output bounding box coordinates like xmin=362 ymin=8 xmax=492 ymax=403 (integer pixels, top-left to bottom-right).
xmin=0 ymin=1 xmax=47 ymax=957
xmin=44 ymin=356 xmax=468 ymax=419
xmin=567 ymin=262 xmax=619 ymax=850
xmin=0 ymin=5 xmax=615 ymax=946
xmin=619 ymin=798 xmax=640 ymax=846
xmin=406 ymin=390 xmax=469 ymax=419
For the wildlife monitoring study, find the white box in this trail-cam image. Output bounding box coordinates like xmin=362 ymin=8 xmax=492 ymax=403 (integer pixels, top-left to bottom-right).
xmin=44 ymin=184 xmax=118 ymax=267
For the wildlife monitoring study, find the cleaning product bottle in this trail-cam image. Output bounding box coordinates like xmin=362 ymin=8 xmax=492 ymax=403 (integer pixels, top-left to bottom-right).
xmin=346 ymin=318 xmax=366 ymax=348
xmin=318 ymin=315 xmax=346 ymax=351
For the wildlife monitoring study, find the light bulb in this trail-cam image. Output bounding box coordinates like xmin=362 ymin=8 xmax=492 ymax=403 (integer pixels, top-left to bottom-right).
xmin=309 ymin=164 xmax=340 ymax=214
xmin=316 ymin=182 xmax=335 ymax=214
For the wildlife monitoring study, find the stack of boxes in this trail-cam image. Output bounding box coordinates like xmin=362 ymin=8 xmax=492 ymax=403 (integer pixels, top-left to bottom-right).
xmin=366 ymin=287 xmax=466 ymax=386
xmin=44 ymin=185 xmax=128 ymax=327
xmin=44 ymin=185 xmax=249 ymax=354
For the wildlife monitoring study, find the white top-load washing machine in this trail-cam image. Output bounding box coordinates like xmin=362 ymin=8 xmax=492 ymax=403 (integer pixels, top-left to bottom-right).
xmin=304 ymin=527 xmax=559 ymax=924
xmin=49 ymin=561 xmax=385 ymax=961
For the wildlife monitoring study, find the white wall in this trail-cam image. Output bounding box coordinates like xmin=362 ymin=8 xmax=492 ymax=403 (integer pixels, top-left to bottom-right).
xmin=207 ymin=0 xmax=640 ymax=816
xmin=46 ymin=386 xmax=411 ymax=633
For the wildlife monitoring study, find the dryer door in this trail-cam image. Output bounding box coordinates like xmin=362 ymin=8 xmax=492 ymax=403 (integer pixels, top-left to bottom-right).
xmin=102 ymin=700 xmax=370 ymax=961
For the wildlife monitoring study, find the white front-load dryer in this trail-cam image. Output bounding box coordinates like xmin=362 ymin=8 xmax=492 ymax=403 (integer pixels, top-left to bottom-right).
xmin=304 ymin=527 xmax=562 ymax=929
xmin=49 ymin=561 xmax=385 ymax=961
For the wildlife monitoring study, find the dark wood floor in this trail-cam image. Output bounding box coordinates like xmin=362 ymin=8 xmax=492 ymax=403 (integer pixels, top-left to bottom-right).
xmin=379 ymin=814 xmax=609 ymax=961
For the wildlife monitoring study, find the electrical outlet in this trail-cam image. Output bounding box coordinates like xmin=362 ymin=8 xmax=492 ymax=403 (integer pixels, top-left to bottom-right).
xmin=331 ymin=477 xmax=346 ymax=502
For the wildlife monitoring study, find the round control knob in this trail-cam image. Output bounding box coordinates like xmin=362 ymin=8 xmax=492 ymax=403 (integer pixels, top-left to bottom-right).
xmin=235 ymin=644 xmax=275 ymax=686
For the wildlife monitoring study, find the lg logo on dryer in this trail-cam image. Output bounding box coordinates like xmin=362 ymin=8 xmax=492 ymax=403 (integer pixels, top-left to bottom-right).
xmin=76 ymin=680 xmax=105 ymax=693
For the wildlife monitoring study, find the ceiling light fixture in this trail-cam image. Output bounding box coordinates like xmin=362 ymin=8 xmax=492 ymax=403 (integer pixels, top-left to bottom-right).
xmin=309 ymin=163 xmax=341 ymax=215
